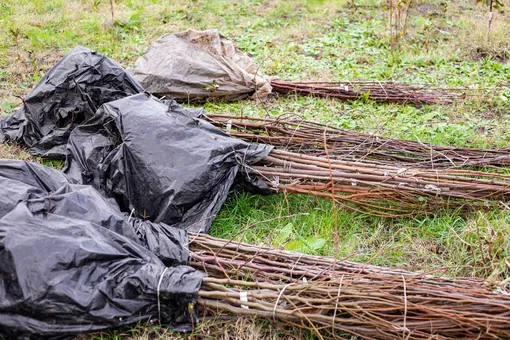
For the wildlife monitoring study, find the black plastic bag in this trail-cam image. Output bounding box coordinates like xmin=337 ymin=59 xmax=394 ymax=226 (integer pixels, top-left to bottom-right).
xmin=0 ymin=159 xmax=203 ymax=338
xmin=0 ymin=159 xmax=191 ymax=266
xmin=65 ymin=93 xmax=272 ymax=233
xmin=0 ymin=46 xmax=144 ymax=158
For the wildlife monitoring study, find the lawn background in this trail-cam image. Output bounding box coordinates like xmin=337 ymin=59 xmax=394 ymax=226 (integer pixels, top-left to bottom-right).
xmin=1 ymin=0 xmax=509 ymax=338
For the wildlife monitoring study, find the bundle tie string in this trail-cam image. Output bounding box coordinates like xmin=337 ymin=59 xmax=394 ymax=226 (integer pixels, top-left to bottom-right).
xmin=273 ymin=283 xmax=295 ymax=319
xmin=157 ymin=267 xmax=170 ymax=324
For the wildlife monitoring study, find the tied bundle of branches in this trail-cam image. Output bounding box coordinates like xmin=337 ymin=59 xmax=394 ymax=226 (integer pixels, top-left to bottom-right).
xmin=205 ymin=114 xmax=510 ymax=168
xmin=270 ymin=80 xmax=473 ymax=104
xmin=252 ymin=149 xmax=510 ymax=217
xmin=189 ymin=233 xmax=510 ymax=339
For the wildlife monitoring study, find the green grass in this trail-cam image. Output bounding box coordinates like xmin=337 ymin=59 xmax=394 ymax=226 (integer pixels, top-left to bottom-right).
xmin=1 ymin=0 xmax=510 ymax=339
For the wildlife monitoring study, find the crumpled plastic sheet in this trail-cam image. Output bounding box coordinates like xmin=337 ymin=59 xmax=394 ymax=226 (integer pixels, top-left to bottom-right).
xmin=0 ymin=159 xmax=204 ymax=338
xmin=65 ymin=93 xmax=272 ymax=233
xmin=129 ymin=29 xmax=272 ymax=102
xmin=0 ymin=45 xmax=144 ymax=158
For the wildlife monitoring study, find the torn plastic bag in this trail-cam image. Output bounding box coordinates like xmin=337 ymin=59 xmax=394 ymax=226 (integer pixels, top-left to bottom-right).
xmin=0 ymin=46 xmax=144 ymax=158
xmin=129 ymin=29 xmax=272 ymax=102
xmin=65 ymin=93 xmax=272 ymax=233
xmin=0 ymin=159 xmax=203 ymax=338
